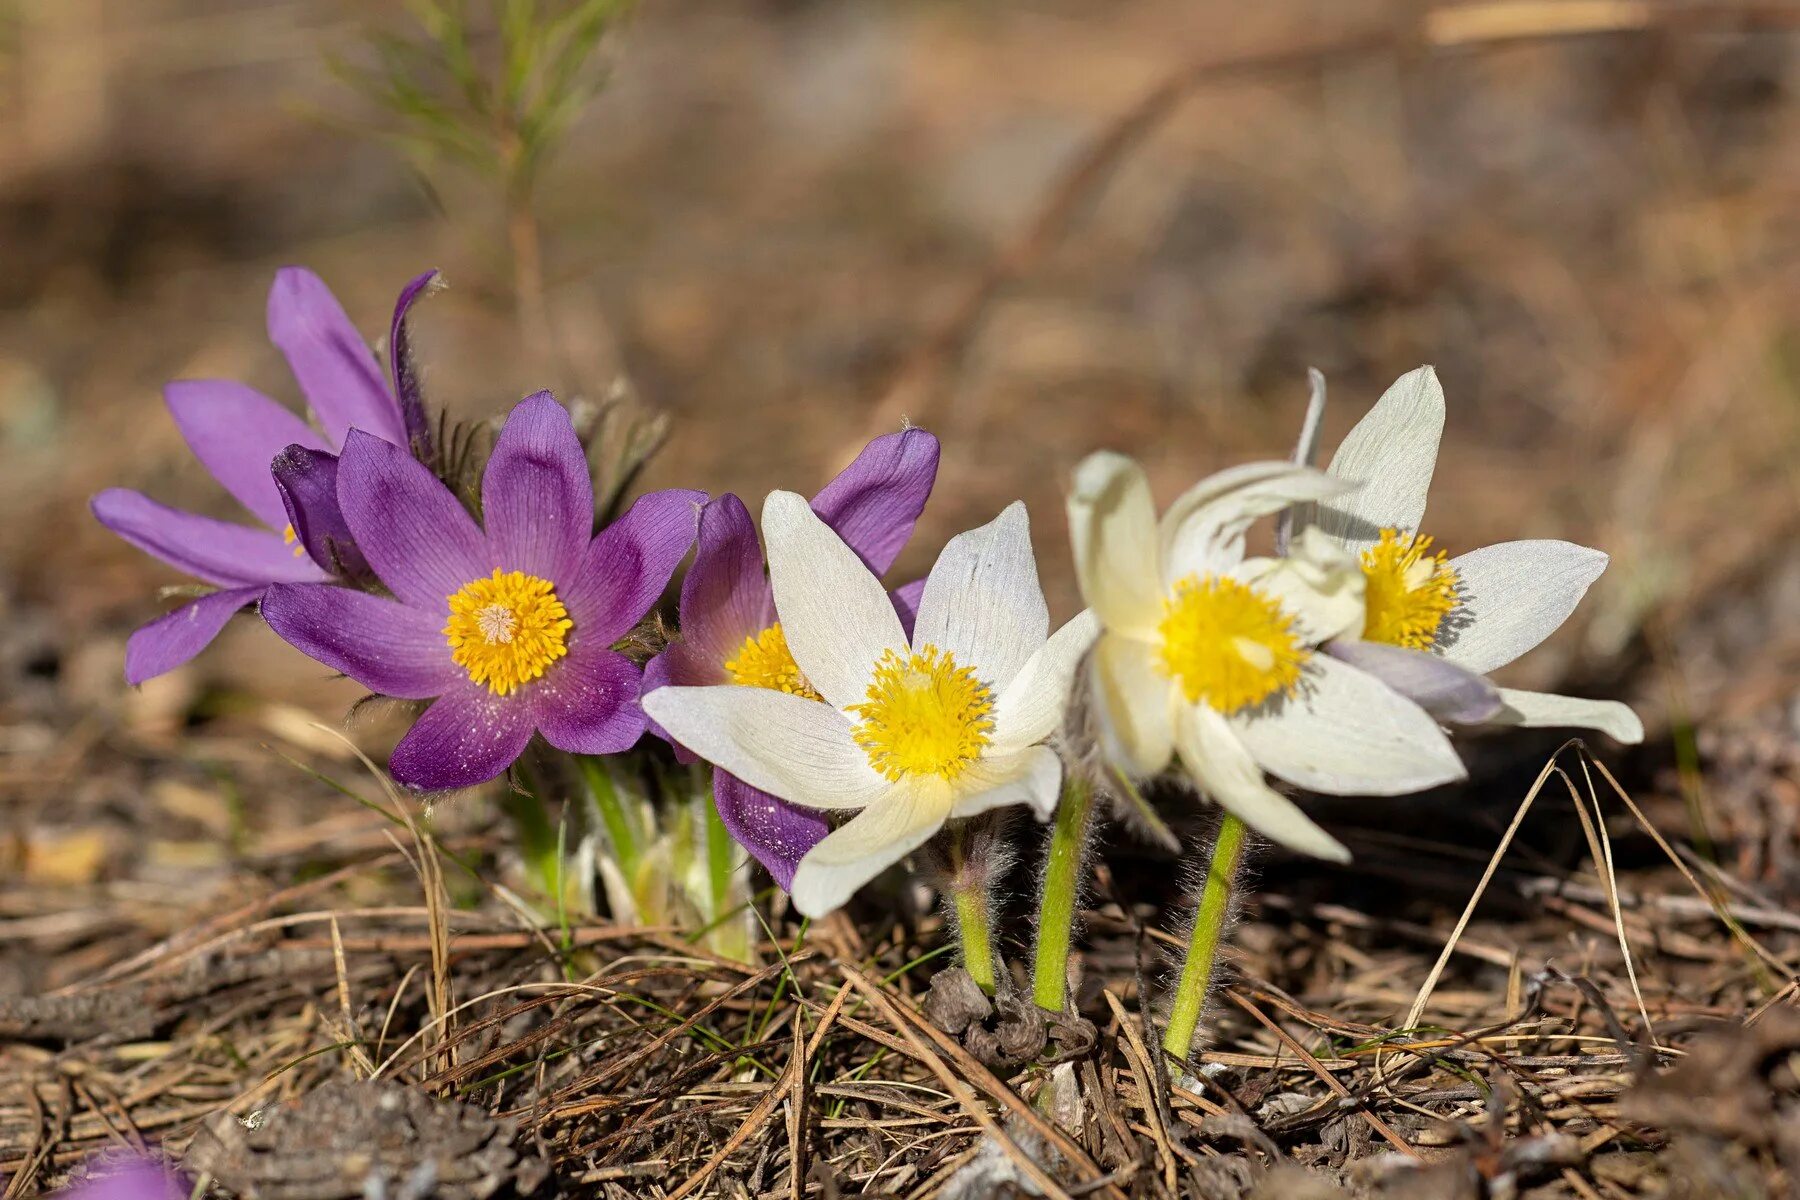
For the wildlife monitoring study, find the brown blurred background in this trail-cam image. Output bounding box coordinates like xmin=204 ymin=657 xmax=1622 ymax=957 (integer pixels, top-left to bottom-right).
xmin=4 ymin=1 xmax=1800 ymax=926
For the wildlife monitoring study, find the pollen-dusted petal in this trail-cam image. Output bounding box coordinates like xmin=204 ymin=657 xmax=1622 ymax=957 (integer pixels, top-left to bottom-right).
xmin=1438 ymin=539 xmax=1609 ymax=675
xmin=641 ymin=685 xmax=891 ymax=812
xmin=267 ymin=266 xmax=407 ymax=447
xmin=1308 ymin=365 xmax=1445 ymax=552
xmin=988 ymin=609 xmax=1100 ymax=755
xmin=1492 ymin=688 xmax=1644 ymax=744
xmin=1067 ymin=451 xmax=1162 ymax=636
xmin=1231 ymin=653 xmax=1466 ymax=796
xmin=123 ymin=585 xmax=265 ymax=685
xmin=92 ymin=489 xmax=328 ymax=587
xmin=529 ymin=642 xmax=646 ymax=755
xmin=389 ymin=682 xmax=537 ymax=792
xmin=763 ymin=490 xmax=907 ymax=711
xmin=1090 ymin=632 xmax=1176 ymax=777
xmin=482 ymin=392 xmax=595 ymax=582
xmin=949 ymin=745 xmax=1062 ymax=821
xmin=1324 ymin=639 xmax=1502 ymax=724
xmin=809 ymin=427 xmax=940 ymax=576
xmin=712 ymin=772 xmax=830 ymax=893
xmin=262 ymin=582 xmax=456 ymax=699
xmin=788 ymin=786 xmax=951 ymax=918
xmin=273 ymin=445 xmax=369 ymax=579
xmin=1174 ymin=702 xmax=1349 ymax=862
xmin=912 ymin=501 xmax=1048 ymax=693
xmin=561 ymin=487 xmax=705 ymax=642
xmin=164 ymin=379 xmax=329 ymax=530
xmin=336 ymin=430 xmax=486 ymax=609
xmin=1160 ymin=461 xmax=1350 ymax=584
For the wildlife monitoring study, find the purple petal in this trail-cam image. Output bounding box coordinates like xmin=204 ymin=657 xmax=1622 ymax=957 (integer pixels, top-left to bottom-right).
xmin=273 ymin=446 xmax=369 ymax=579
xmin=389 ymin=269 xmax=441 ymax=461
xmin=528 ymin=642 xmax=646 ymax=755
xmin=123 ymin=586 xmax=264 ymax=684
xmin=92 ymin=489 xmax=326 ymax=587
xmin=809 ymin=427 xmax=940 ymax=575
xmin=641 ymin=649 xmax=699 ymax=762
xmin=482 ymin=392 xmax=594 ymax=581
xmin=267 ymin=266 xmax=406 ymax=447
xmin=336 ymin=430 xmax=486 ymax=609
xmin=713 ymin=770 xmax=829 ymax=892
xmin=678 ymin=494 xmax=774 ymax=665
xmin=262 ymin=583 xmax=455 ymax=699
xmin=890 ymin=577 xmax=926 ymax=640
xmin=561 ymin=487 xmax=705 ymax=642
xmin=390 ymin=682 xmax=535 ymax=791
xmin=56 ymin=1156 xmax=188 ymax=1200
xmin=1325 ymin=639 xmax=1504 ymax=724
xmin=165 ymin=380 xmax=329 ymax=529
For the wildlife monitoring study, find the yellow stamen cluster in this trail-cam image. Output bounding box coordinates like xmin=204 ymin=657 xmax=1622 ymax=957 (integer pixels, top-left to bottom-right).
xmin=444 ymin=569 xmax=572 ymax=695
xmin=724 ymin=623 xmax=821 ymax=701
xmin=1359 ymin=528 xmax=1461 ymax=650
xmin=849 ymin=645 xmax=995 ymax=782
xmin=1157 ymin=574 xmax=1309 ymax=713
xmin=281 ymin=523 xmax=306 ymax=558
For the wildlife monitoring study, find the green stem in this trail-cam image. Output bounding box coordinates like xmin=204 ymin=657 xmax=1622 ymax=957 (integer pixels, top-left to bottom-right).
xmin=949 ymin=828 xmax=997 ymax=994
xmin=1162 ymin=813 xmax=1249 ymax=1063
xmin=1033 ymin=778 xmax=1095 ymax=1012
xmin=577 ymin=755 xmax=638 ymax=877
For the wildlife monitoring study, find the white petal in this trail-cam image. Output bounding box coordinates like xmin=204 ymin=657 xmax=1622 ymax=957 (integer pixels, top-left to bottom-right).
xmin=1309 ymin=365 xmax=1444 ymax=552
xmin=1440 ymin=540 xmax=1608 ymax=675
xmin=1234 ymin=526 xmax=1364 ymax=645
xmin=1160 ymin=462 xmax=1351 ymax=584
xmin=1174 ymin=702 xmax=1349 ymax=861
xmin=912 ymin=500 xmax=1048 ymax=692
xmin=1493 ymin=688 xmax=1644 ymax=744
xmin=763 ymin=489 xmax=907 ymax=710
xmin=1275 ymin=368 xmax=1329 ymax=554
xmin=950 ymin=745 xmax=1062 ymax=820
xmin=1090 ymin=631 xmax=1176 ymax=777
xmin=641 ymin=685 xmax=889 ymax=811
xmin=1233 ymin=654 xmax=1466 ymax=796
xmin=788 ymin=786 xmax=951 ymax=917
xmin=989 ymin=610 xmax=1101 ymax=754
xmin=1067 ymin=451 xmax=1163 ymax=636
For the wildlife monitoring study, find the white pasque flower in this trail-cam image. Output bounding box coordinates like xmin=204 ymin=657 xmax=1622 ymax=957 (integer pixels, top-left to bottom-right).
xmin=643 ymin=491 xmax=1098 ymax=918
xmin=1068 ymin=453 xmax=1467 ymax=861
xmin=1291 ymin=366 xmax=1643 ymax=744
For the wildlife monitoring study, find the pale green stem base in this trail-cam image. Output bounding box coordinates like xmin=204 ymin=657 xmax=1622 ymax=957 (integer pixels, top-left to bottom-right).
xmin=1033 ymin=778 xmax=1095 ymax=1011
xmin=1162 ymin=813 xmax=1249 ymax=1062
xmin=949 ymin=829 xmax=997 ymax=994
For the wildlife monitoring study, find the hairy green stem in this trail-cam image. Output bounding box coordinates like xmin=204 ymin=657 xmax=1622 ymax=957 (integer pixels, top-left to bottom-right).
xmin=1162 ymin=813 xmax=1249 ymax=1063
xmin=1033 ymin=777 xmax=1095 ymax=1011
xmin=949 ymin=828 xmax=997 ymax=994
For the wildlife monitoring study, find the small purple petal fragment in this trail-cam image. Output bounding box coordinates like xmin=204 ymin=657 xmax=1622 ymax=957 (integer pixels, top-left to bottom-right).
xmin=809 ymin=427 xmax=940 ymax=576
xmin=482 ymin=392 xmax=595 ymax=582
xmin=262 ymin=583 xmax=455 ymax=699
xmin=641 ymin=649 xmax=701 ymax=761
xmin=91 ymin=489 xmax=325 ymax=587
xmin=713 ymin=771 xmax=829 ymax=892
xmin=890 ymin=577 xmax=926 ymax=640
xmin=273 ymin=445 xmax=369 ymax=579
xmin=336 ymin=430 xmax=487 ymax=609
xmin=390 ymin=683 xmax=536 ymax=791
xmin=560 ymin=487 xmax=705 ymax=642
xmin=123 ymin=586 xmax=264 ymax=685
xmin=388 ymin=268 xmax=441 ymax=462
xmin=678 ymin=494 xmax=774 ymax=665
xmin=1325 ymin=639 xmax=1504 ymax=724
xmin=54 ymin=1155 xmax=187 ymax=1200
xmin=164 ymin=379 xmax=329 ymax=529
xmin=267 ymin=266 xmax=406 ymax=447
xmin=529 ymin=643 xmax=646 ymax=755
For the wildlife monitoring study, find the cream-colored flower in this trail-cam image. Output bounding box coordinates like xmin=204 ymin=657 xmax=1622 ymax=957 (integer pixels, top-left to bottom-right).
xmin=644 ymin=492 xmax=1097 ymax=917
xmin=1069 ymin=453 xmax=1467 ymax=861
xmin=1292 ymin=366 xmax=1643 ymax=744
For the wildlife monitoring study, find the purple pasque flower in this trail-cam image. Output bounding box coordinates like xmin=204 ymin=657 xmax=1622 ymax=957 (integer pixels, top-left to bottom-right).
xmin=643 ymin=429 xmax=939 ymax=889
xmin=262 ymin=392 xmax=703 ymax=792
xmin=90 ymin=266 xmax=439 ymax=684
xmin=51 ymin=1154 xmax=186 ymax=1200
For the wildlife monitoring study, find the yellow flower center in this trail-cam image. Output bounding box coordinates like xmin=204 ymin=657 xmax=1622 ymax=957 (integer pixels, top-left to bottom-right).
xmin=848 ymin=645 xmax=995 ymax=783
xmin=1157 ymin=574 xmax=1309 ymax=713
xmin=444 ymin=569 xmax=572 ymax=696
xmin=1359 ymin=528 xmax=1460 ymax=650
xmin=281 ymin=523 xmax=306 ymax=558
xmin=724 ymin=623 xmax=821 ymax=701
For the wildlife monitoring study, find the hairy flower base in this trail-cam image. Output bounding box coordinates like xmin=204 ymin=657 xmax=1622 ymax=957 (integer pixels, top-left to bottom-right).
xmin=725 ymin=623 xmax=821 ymax=700
xmin=1360 ymin=527 xmax=1460 ymax=649
xmin=1158 ymin=574 xmax=1308 ymax=713
xmin=444 ymin=569 xmax=572 ymax=695
xmin=849 ymin=645 xmax=995 ymax=782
